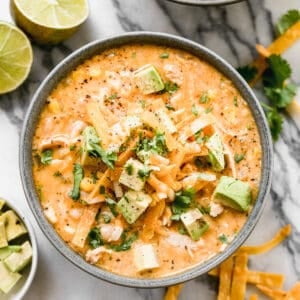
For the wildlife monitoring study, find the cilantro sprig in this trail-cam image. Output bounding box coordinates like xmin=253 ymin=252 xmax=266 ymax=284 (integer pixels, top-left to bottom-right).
xmin=276 ymin=9 xmax=300 ymax=35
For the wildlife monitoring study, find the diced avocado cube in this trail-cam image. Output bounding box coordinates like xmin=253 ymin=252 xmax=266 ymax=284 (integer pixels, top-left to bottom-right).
xmin=134 ymin=64 xmax=165 ymax=94
xmin=134 ymin=244 xmax=159 ymax=273
xmin=4 ymin=241 xmax=32 ymax=273
xmin=213 ymin=176 xmax=252 ymax=212
xmin=117 ymin=191 xmax=152 ymax=224
xmin=180 ymin=209 xmax=209 ymax=241
xmin=206 ymin=133 xmax=225 ymax=171
xmin=0 ymin=221 xmax=8 ymax=248
xmin=0 ymin=199 xmax=5 ymax=211
xmin=119 ymin=158 xmax=147 ymax=191
xmin=0 ymin=261 xmax=22 ymax=294
xmin=0 ymin=246 xmax=22 ymax=260
xmin=0 ymin=211 xmax=27 ymax=241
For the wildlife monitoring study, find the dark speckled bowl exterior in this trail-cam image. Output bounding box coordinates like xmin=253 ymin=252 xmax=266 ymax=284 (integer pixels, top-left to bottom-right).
xmin=20 ymin=32 xmax=273 ymax=288
xmin=166 ymin=0 xmax=243 ymax=6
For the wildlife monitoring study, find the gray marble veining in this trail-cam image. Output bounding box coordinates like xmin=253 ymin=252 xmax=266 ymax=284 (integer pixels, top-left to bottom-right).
xmin=0 ymin=0 xmax=299 ymax=299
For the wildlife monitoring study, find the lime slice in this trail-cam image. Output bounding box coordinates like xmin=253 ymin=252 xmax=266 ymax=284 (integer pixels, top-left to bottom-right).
xmin=11 ymin=0 xmax=89 ymax=45
xmin=0 ymin=22 xmax=33 ymax=95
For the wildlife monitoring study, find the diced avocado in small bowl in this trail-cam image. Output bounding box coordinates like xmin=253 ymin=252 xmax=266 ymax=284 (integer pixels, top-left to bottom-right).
xmin=0 ymin=198 xmax=37 ymax=299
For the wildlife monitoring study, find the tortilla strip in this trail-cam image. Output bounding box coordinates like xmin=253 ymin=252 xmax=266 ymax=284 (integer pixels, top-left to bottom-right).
xmin=237 ymin=224 xmax=291 ymax=255
xmin=249 ymin=295 xmax=258 ymax=300
xmin=88 ymin=169 xmax=111 ymax=201
xmin=256 ymin=284 xmax=288 ymax=300
xmin=287 ymin=282 xmax=300 ymax=300
xmin=164 ymin=284 xmax=184 ymax=300
xmin=218 ymin=256 xmax=234 ymax=300
xmin=116 ymin=137 xmax=138 ymax=167
xmin=71 ymin=204 xmax=100 ymax=249
xmin=247 ymin=270 xmax=284 ymax=289
xmin=86 ymin=101 xmax=109 ymax=149
xmin=250 ymin=21 xmax=300 ymax=86
xmin=230 ymin=254 xmax=248 ymax=300
xmin=141 ymin=200 xmax=165 ymax=242
xmin=209 ymin=268 xmax=284 ymax=289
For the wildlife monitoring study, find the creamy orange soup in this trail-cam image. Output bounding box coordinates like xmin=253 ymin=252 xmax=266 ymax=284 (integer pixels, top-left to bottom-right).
xmin=32 ymin=44 xmax=261 ymax=278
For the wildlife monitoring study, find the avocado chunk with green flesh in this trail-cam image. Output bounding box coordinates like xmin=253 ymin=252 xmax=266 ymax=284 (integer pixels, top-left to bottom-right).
xmin=0 ymin=221 xmax=8 ymax=248
xmin=4 ymin=241 xmax=32 ymax=273
xmin=0 ymin=210 xmax=27 ymax=241
xmin=0 ymin=246 xmax=22 ymax=260
xmin=117 ymin=190 xmax=152 ymax=224
xmin=0 ymin=199 xmax=5 ymax=211
xmin=0 ymin=261 xmax=22 ymax=294
xmin=213 ymin=176 xmax=252 ymax=212
xmin=180 ymin=209 xmax=209 ymax=241
xmin=134 ymin=64 xmax=165 ymax=94
xmin=206 ymin=133 xmax=225 ymax=171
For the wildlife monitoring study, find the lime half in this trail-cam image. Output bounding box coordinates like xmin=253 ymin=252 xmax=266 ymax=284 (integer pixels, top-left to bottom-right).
xmin=11 ymin=0 xmax=89 ymax=45
xmin=0 ymin=22 xmax=33 ymax=95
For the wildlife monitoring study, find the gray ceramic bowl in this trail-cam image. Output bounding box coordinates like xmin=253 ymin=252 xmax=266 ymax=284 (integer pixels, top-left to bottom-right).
xmin=166 ymin=0 xmax=243 ymax=6
xmin=20 ymin=32 xmax=272 ymax=288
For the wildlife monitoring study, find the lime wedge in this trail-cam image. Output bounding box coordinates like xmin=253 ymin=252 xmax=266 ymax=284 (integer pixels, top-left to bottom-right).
xmin=11 ymin=0 xmax=89 ymax=45
xmin=0 ymin=22 xmax=33 ymax=94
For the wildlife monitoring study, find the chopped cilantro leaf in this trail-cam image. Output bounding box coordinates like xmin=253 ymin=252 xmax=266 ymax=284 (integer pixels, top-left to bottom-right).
xmin=233 ymin=96 xmax=238 ymax=107
xmin=41 ymin=149 xmax=52 ymax=165
xmin=171 ymin=188 xmax=195 ymax=219
xmin=276 ymin=10 xmax=300 ymax=35
xmin=139 ymin=99 xmax=146 ymax=108
xmin=109 ymin=232 xmax=138 ymax=252
xmin=178 ymin=224 xmax=188 ymax=235
xmin=102 ymin=214 xmax=111 ymax=224
xmin=137 ymin=166 xmax=151 ymax=180
xmin=261 ymin=103 xmax=283 ymax=141
xmin=53 ymin=171 xmax=62 ymax=177
xmin=192 ymin=104 xmax=199 ymax=116
xmin=237 ymin=65 xmax=258 ymax=82
xmin=125 ymin=163 xmax=134 ymax=175
xmin=200 ymin=93 xmax=209 ymax=104
xmin=105 ymin=198 xmax=119 ymax=217
xmin=69 ymin=163 xmax=84 ymax=201
xmin=164 ymin=82 xmax=179 ymax=95
xmin=108 ymin=93 xmax=118 ymax=101
xmin=136 ymin=132 xmax=168 ymax=156
xmin=263 ymin=55 xmax=291 ymax=89
xmin=264 ymin=83 xmax=296 ymax=108
xmin=83 ymin=126 xmax=117 ymax=169
xmin=160 ymin=52 xmax=169 ymax=59
xmin=91 ymin=171 xmax=99 ymax=184
xmin=165 ymin=103 xmax=175 ymax=111
xmin=69 ymin=144 xmax=76 ymax=151
xmin=218 ymin=234 xmax=228 ymax=244
xmin=99 ymin=185 xmax=106 ymax=194
xmin=234 ymin=153 xmax=245 ymax=163
xmin=205 ymin=107 xmax=213 ymax=114
xmin=88 ymin=227 xmax=104 ymax=249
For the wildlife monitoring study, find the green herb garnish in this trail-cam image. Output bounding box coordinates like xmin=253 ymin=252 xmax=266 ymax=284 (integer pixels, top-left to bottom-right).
xmin=234 ymin=153 xmax=245 ymax=163
xmin=99 ymin=185 xmax=106 ymax=195
xmin=69 ymin=163 xmax=84 ymax=201
xmin=105 ymin=198 xmax=119 ymax=217
xmin=109 ymin=232 xmax=138 ymax=252
xmin=53 ymin=171 xmax=62 ymax=177
xmin=276 ymin=9 xmax=300 ymax=35
xmin=164 ymin=82 xmax=179 ymax=95
xmin=171 ymin=188 xmax=196 ymax=220
xmin=160 ymin=52 xmax=169 ymax=59
xmin=40 ymin=149 xmax=52 ymax=165
xmin=88 ymin=227 xmax=104 ymax=249
xmin=136 ymin=132 xmax=168 ymax=156
xmin=82 ymin=126 xmax=117 ymax=169
xmin=218 ymin=234 xmax=228 ymax=244
xmin=125 ymin=163 xmax=134 ymax=175
xmin=237 ymin=65 xmax=258 ymax=82
xmin=102 ymin=214 xmax=111 ymax=224
xmin=137 ymin=166 xmax=151 ymax=181
xmin=199 ymin=93 xmax=209 ymax=104
xmin=165 ymin=103 xmax=175 ymax=111
xmin=192 ymin=104 xmax=199 ymax=116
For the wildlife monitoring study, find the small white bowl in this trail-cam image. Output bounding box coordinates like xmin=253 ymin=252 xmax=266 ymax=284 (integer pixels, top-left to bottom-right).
xmin=1 ymin=199 xmax=38 ymax=300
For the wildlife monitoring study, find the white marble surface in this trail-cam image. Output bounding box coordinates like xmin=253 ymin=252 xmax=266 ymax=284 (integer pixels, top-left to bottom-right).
xmin=0 ymin=0 xmax=300 ymax=299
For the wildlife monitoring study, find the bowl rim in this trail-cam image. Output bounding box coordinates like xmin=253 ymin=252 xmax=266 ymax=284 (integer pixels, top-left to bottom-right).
xmin=166 ymin=0 xmax=243 ymax=6
xmin=1 ymin=198 xmax=38 ymax=299
xmin=19 ymin=31 xmax=273 ymax=288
